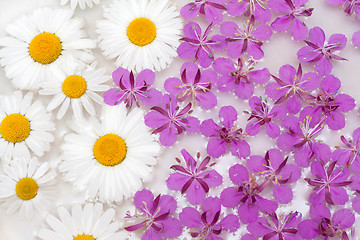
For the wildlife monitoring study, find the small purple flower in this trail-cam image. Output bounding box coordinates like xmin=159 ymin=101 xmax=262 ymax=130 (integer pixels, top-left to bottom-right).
xmin=326 ymin=0 xmax=360 ymax=20
xmin=164 ymin=62 xmax=217 ymax=109
xmin=300 ymin=75 xmax=355 ymax=130
xmin=277 ymin=115 xmax=331 ymax=167
xmin=220 ymin=164 xmax=278 ymax=224
xmin=166 ymin=149 xmax=222 ymax=205
xmin=200 ymin=106 xmax=250 ymax=159
xmin=221 ymin=16 xmax=273 ymax=60
xmin=180 ymin=0 xmax=227 ymax=25
xmin=247 ymin=149 xmax=301 ymax=204
xmin=304 ymin=161 xmax=352 ymax=205
xmin=247 ymin=212 xmax=302 ymax=240
xmin=125 ymin=189 xmax=182 ymax=240
xmin=144 ymin=94 xmax=200 ymax=146
xmin=333 ymin=127 xmax=360 ymax=173
xmin=212 ymin=57 xmax=270 ymax=99
xmin=297 ymin=26 xmax=347 ymax=76
xmin=265 ymin=63 xmax=320 ymax=114
xmin=179 ymin=197 xmax=240 ymax=239
xmin=177 ymin=22 xmax=226 ymax=68
xmin=269 ymin=0 xmax=313 ymax=41
xmin=244 ymin=96 xmax=286 ymax=138
xmin=103 ymin=67 xmax=162 ymax=108
xmin=350 ymin=175 xmax=360 ymax=213
xmin=298 ymin=203 xmax=355 ymax=240
xmin=227 ymin=0 xmax=272 ymax=23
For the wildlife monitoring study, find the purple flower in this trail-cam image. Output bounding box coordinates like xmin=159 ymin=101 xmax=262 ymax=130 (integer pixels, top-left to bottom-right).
xmin=277 ymin=115 xmax=331 ymax=167
xmin=269 ymin=0 xmax=313 ymax=41
xmin=352 ymin=29 xmax=360 ymax=47
xmin=333 ymin=127 xmax=360 ymax=173
xmin=297 ymin=26 xmax=347 ymax=76
xmin=244 ymin=96 xmax=286 ymax=138
xmin=144 ymin=94 xmax=200 ymax=146
xmin=265 ymin=63 xmax=320 ymax=114
xmin=247 ymin=149 xmax=301 ymax=204
xmin=227 ymin=0 xmax=272 ymax=23
xmin=350 ymin=175 xmax=360 ymax=214
xmin=164 ymin=62 xmax=217 ymax=109
xmin=300 ymin=75 xmax=355 ymax=130
xmin=304 ymin=161 xmax=352 ymax=205
xmin=180 ymin=0 xmax=227 ymax=25
xmin=125 ymin=189 xmax=182 ymax=240
xmin=221 ymin=16 xmax=273 ymax=60
xmin=166 ymin=149 xmax=222 ymax=205
xmin=200 ymin=106 xmax=250 ymax=159
xmin=177 ymin=22 xmax=226 ymax=68
xmin=326 ymin=0 xmax=360 ymax=20
xmin=220 ymin=164 xmax=278 ymax=224
xmin=212 ymin=57 xmax=270 ymax=99
xmin=298 ymin=203 xmax=355 ymax=240
xmin=247 ymin=212 xmax=302 ymax=240
xmin=103 ymin=67 xmax=162 ymax=108
xmin=179 ymin=197 xmax=240 ymax=239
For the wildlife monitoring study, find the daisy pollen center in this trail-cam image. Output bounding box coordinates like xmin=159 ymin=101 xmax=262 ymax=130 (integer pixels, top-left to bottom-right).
xmin=0 ymin=113 xmax=31 ymax=143
xmin=93 ymin=134 xmax=127 ymax=167
xmin=29 ymin=32 xmax=62 ymax=64
xmin=127 ymin=17 xmax=157 ymax=47
xmin=62 ymin=75 xmax=87 ymax=98
xmin=73 ymin=234 xmax=95 ymax=240
xmin=16 ymin=177 xmax=39 ymax=201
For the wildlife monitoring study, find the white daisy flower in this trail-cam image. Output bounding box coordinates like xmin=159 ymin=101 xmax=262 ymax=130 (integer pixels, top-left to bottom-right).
xmin=0 ymin=91 xmax=55 ymax=164
xmin=37 ymin=203 xmax=128 ymax=240
xmin=59 ymin=104 xmax=160 ymax=202
xmin=60 ymin=0 xmax=100 ymax=9
xmin=96 ymin=0 xmax=182 ymax=72
xmin=39 ymin=62 xmax=110 ymax=121
xmin=0 ymin=7 xmax=96 ymax=90
xmin=0 ymin=157 xmax=57 ymax=219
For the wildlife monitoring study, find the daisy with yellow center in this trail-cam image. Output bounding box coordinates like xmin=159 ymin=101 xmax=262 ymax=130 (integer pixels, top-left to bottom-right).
xmin=59 ymin=104 xmax=160 ymax=202
xmin=0 ymin=157 xmax=56 ymax=219
xmin=37 ymin=203 xmax=128 ymax=240
xmin=0 ymin=91 xmax=55 ymax=165
xmin=0 ymin=7 xmax=95 ymax=90
xmin=97 ymin=0 xmax=182 ymax=72
xmin=39 ymin=62 xmax=109 ymax=121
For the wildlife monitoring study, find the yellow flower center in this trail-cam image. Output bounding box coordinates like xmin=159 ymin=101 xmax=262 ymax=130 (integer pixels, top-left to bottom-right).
xmin=29 ymin=32 xmax=62 ymax=64
xmin=62 ymin=75 xmax=87 ymax=98
xmin=73 ymin=234 xmax=95 ymax=240
xmin=126 ymin=17 xmax=157 ymax=47
xmin=16 ymin=178 xmax=39 ymax=201
xmin=0 ymin=113 xmax=31 ymax=143
xmin=93 ymin=134 xmax=127 ymax=166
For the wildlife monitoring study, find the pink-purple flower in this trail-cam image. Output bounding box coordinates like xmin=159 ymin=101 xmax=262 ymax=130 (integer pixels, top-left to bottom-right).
xmin=298 ymin=203 xmax=355 ymax=240
xmin=220 ymin=164 xmax=278 ymax=224
xmin=247 ymin=212 xmax=302 ymax=240
xmin=177 ymin=22 xmax=226 ymax=68
xmin=244 ymin=96 xmax=286 ymax=138
xmin=269 ymin=0 xmax=314 ymax=40
xmin=103 ymin=67 xmax=162 ymax=108
xmin=247 ymin=149 xmax=301 ymax=204
xmin=227 ymin=0 xmax=272 ymax=23
xmin=350 ymin=175 xmax=360 ymax=213
xmin=352 ymin=29 xmax=360 ymax=47
xmin=166 ymin=149 xmax=222 ymax=205
xmin=179 ymin=197 xmax=240 ymax=239
xmin=180 ymin=0 xmax=227 ymax=25
xmin=200 ymin=106 xmax=250 ymax=159
xmin=326 ymin=0 xmax=360 ymax=20
xmin=144 ymin=94 xmax=200 ymax=146
xmin=125 ymin=189 xmax=182 ymax=240
xmin=164 ymin=62 xmax=217 ymax=109
xmin=221 ymin=16 xmax=273 ymax=60
xmin=212 ymin=57 xmax=270 ymax=99
xmin=265 ymin=63 xmax=320 ymax=114
xmin=304 ymin=161 xmax=352 ymax=205
xmin=297 ymin=26 xmax=347 ymax=76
